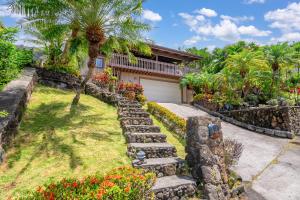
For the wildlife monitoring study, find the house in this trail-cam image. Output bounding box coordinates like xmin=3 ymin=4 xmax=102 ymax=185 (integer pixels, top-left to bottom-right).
xmin=94 ymin=44 xmax=201 ymax=104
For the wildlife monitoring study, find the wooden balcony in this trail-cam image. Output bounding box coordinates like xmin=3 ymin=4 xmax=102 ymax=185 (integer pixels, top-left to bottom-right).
xmin=107 ymin=53 xmax=183 ymax=77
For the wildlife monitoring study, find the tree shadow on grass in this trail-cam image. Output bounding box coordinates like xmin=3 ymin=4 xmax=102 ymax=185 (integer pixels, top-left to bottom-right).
xmin=6 ymin=101 xmax=119 ymax=177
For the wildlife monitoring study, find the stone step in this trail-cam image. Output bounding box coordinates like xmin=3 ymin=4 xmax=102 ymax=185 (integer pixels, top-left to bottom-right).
xmin=120 ymin=117 xmax=153 ymax=126
xmin=118 ymin=103 xmax=142 ymax=108
xmin=152 ymin=175 xmax=197 ymax=200
xmin=119 ymin=111 xmax=150 ymax=118
xmin=132 ymin=157 xmax=185 ymax=177
xmin=126 ymin=132 xmax=167 ymax=143
xmin=127 ymin=143 xmax=177 ymax=159
xmin=119 ymin=100 xmax=139 ymax=105
xmin=123 ymin=125 xmax=161 ymax=133
xmin=118 ymin=107 xmax=145 ymax=113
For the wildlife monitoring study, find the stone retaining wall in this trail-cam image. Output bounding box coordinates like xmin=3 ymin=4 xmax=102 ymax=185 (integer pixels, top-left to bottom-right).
xmin=220 ymin=106 xmax=300 ymax=137
xmin=36 ymin=68 xmax=81 ymax=90
xmin=0 ymin=68 xmax=37 ymax=148
xmin=194 ymin=103 xmax=295 ymax=139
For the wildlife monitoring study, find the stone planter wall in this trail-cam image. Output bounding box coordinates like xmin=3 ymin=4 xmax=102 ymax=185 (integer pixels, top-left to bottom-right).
xmin=36 ymin=68 xmax=81 ymax=90
xmin=186 ymin=116 xmax=231 ymax=200
xmin=220 ymin=106 xmax=300 ymax=136
xmin=193 ymin=99 xmax=219 ymax=112
xmin=0 ymin=68 xmax=37 ymax=148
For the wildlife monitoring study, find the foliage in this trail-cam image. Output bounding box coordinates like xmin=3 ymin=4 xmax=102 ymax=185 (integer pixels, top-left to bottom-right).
xmin=223 ymin=139 xmax=243 ymax=167
xmin=147 ymin=102 xmax=186 ymax=137
xmin=0 ymin=110 xmax=9 ymax=118
xmin=117 ymin=82 xmax=144 ymax=101
xmin=23 ymin=166 xmax=156 ymax=200
xmin=0 ymin=23 xmax=33 ymax=90
xmin=184 ymin=40 xmax=300 ymax=109
xmin=92 ymin=68 xmax=117 ymax=88
xmin=44 ymin=65 xmax=80 ymax=76
xmin=11 ymin=0 xmax=152 ymax=104
xmin=136 ymin=94 xmax=147 ymax=105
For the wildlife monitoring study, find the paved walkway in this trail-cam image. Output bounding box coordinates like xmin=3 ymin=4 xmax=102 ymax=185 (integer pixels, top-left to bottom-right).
xmin=158 ymin=103 xmax=300 ymax=200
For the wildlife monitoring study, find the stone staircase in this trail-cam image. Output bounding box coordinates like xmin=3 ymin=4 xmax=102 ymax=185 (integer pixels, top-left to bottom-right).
xmin=117 ymin=99 xmax=197 ymax=200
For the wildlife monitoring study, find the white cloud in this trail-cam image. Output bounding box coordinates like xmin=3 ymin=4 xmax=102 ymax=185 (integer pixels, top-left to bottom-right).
xmin=220 ymin=15 xmax=255 ymax=23
xmin=244 ymin=0 xmax=266 ymax=4
xmin=238 ymin=25 xmax=271 ymax=36
xmin=265 ymin=2 xmax=300 ymax=32
xmin=142 ymin=9 xmax=162 ymax=22
xmin=183 ymin=36 xmax=202 ymax=46
xmin=178 ymin=13 xmax=199 ymax=31
xmin=207 ymin=45 xmax=216 ymax=52
xmin=0 ymin=5 xmax=24 ymax=19
xmin=212 ymin=20 xmax=240 ymax=41
xmin=179 ymin=11 xmax=270 ymax=42
xmin=271 ymin=32 xmax=300 ymax=43
xmin=195 ymin=8 xmax=217 ymax=17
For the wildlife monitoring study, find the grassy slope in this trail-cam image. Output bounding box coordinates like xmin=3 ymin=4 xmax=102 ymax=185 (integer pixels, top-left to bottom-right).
xmin=150 ymin=116 xmax=186 ymax=159
xmin=0 ymin=85 xmax=130 ymax=199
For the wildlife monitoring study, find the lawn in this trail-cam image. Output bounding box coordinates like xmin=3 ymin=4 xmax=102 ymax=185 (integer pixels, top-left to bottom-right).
xmin=150 ymin=116 xmax=186 ymax=159
xmin=0 ymin=85 xmax=130 ymax=199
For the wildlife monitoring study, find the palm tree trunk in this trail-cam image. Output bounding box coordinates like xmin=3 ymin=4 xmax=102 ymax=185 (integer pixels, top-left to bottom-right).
xmin=72 ymin=40 xmax=99 ymax=105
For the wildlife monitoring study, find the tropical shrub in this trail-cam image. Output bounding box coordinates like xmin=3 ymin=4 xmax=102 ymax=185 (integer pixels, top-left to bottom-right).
xmin=136 ymin=94 xmax=147 ymax=105
xmin=223 ymin=139 xmax=243 ymax=167
xmin=117 ymin=82 xmax=144 ymax=102
xmin=147 ymin=102 xmax=186 ymax=137
xmin=23 ymin=166 xmax=156 ymax=200
xmin=93 ymin=68 xmax=117 ymax=90
xmin=0 ymin=26 xmax=33 ymax=90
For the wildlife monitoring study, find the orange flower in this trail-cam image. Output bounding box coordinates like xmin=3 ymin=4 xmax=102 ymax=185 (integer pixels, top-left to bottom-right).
xmin=36 ymin=186 xmax=43 ymax=193
xmin=124 ymin=183 xmax=131 ymax=193
xmin=101 ymin=180 xmax=115 ymax=188
xmin=97 ymin=188 xmax=106 ymax=199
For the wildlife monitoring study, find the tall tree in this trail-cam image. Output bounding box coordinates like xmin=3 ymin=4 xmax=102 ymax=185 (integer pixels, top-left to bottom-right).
xmin=225 ymin=49 xmax=270 ymax=97
xmin=12 ymin=0 xmax=151 ymax=104
xmin=263 ymin=43 xmax=295 ymax=97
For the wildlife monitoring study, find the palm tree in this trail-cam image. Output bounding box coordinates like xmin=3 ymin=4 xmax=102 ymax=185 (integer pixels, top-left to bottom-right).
xmin=225 ymin=49 xmax=270 ymax=97
xmin=11 ymin=0 xmax=151 ymax=104
xmin=263 ymin=43 xmax=295 ymax=97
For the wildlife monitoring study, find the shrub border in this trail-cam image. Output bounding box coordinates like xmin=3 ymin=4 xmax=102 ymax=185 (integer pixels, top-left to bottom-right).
xmin=147 ymin=102 xmax=186 ymax=138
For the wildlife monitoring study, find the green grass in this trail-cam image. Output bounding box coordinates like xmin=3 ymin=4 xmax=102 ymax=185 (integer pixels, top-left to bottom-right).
xmin=150 ymin=116 xmax=186 ymax=159
xmin=0 ymin=85 xmax=130 ymax=199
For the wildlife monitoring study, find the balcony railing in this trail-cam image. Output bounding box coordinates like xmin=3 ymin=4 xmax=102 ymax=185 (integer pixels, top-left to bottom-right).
xmin=108 ymin=53 xmax=183 ymax=77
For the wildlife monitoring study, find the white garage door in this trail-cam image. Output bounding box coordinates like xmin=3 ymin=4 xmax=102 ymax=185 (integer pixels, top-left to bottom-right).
xmin=140 ymin=79 xmax=181 ymax=103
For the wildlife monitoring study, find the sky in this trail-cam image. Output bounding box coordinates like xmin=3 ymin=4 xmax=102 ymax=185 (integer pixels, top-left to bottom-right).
xmin=1 ymin=0 xmax=300 ymax=50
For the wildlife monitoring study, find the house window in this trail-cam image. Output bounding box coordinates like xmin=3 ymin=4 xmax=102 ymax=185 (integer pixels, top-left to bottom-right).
xmin=96 ymin=58 xmax=104 ymax=69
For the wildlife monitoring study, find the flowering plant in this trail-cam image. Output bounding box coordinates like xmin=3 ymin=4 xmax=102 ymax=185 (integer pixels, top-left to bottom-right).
xmin=23 ymin=166 xmax=156 ymax=200
xmin=93 ymin=68 xmax=117 ymax=89
xmin=117 ymin=82 xmax=143 ymax=96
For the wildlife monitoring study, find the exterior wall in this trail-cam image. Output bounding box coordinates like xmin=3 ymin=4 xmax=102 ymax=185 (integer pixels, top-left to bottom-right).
xmin=119 ymin=71 xmax=186 ymax=103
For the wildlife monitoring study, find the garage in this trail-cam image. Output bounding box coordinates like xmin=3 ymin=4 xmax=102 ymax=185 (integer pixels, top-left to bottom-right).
xmin=140 ymin=79 xmax=182 ymax=103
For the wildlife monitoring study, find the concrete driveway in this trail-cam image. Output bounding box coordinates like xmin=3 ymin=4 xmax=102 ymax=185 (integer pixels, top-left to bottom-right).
xmin=158 ymin=103 xmax=300 ymax=200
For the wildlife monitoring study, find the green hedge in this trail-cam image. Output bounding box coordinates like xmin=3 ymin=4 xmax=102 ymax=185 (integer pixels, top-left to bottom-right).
xmin=0 ymin=27 xmax=33 ymax=91
xmin=147 ymin=102 xmax=186 ymax=138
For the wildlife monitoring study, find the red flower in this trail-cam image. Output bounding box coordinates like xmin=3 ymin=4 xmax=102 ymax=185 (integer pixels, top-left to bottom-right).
xmin=49 ymin=192 xmax=55 ymax=200
xmin=72 ymin=181 xmax=78 ymax=188
xmin=90 ymin=177 xmax=99 ymax=185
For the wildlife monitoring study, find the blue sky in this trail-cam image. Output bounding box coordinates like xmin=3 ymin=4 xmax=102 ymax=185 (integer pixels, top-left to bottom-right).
xmin=1 ymin=0 xmax=300 ymax=50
